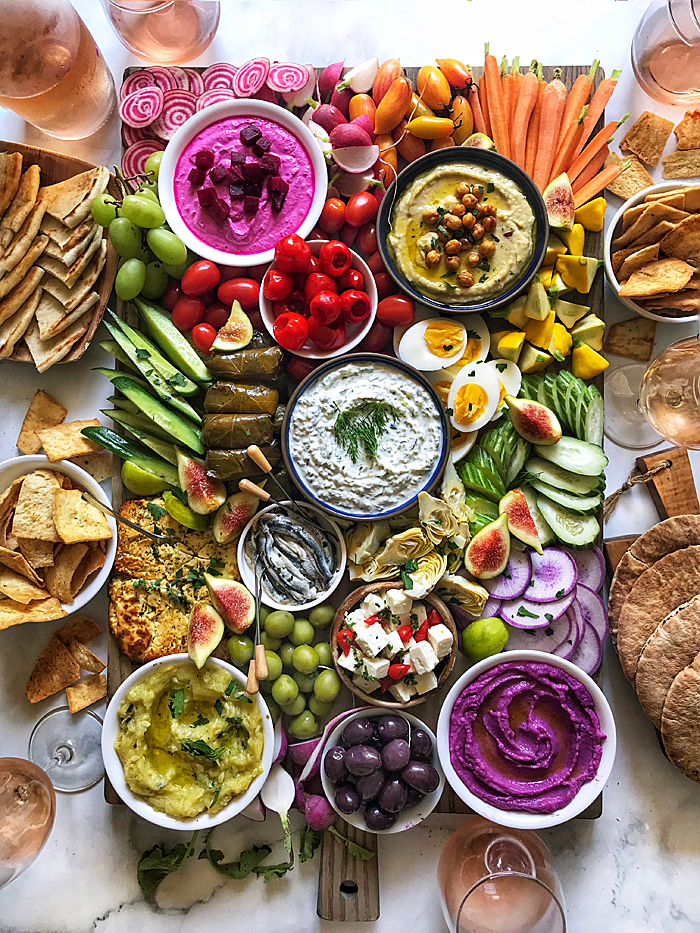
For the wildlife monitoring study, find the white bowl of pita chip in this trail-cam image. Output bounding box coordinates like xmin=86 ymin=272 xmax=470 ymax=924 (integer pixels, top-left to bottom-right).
xmin=0 ymin=454 xmax=116 ymax=626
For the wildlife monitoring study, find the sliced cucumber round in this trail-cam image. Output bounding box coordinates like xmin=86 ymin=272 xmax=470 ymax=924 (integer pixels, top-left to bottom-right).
xmin=525 ymin=457 xmax=602 ymax=495
xmin=536 ymin=495 xmax=601 ymax=547
xmin=529 ymin=479 xmax=603 ymax=514
xmin=534 ymin=436 xmax=608 ymax=477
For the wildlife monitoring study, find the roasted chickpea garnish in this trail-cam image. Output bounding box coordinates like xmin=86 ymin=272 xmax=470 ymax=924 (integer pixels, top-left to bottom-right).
xmin=479 ymin=238 xmax=496 ymax=258
xmin=459 ymin=237 xmax=471 ymax=250
xmin=467 ymin=251 xmax=480 ymax=267
xmin=455 ymin=182 xmax=470 ymax=199
xmin=422 ymin=209 xmax=439 ymax=224
xmin=482 ymin=203 xmax=497 ymax=216
xmin=472 ymin=184 xmax=484 ymax=200
xmin=445 ymin=238 xmax=462 ymax=255
xmin=451 ymin=203 xmax=466 ymax=218
xmin=472 ymin=223 xmax=485 ymax=240
xmin=457 ymin=270 xmax=475 ymax=288
xmin=462 ymin=212 xmax=476 ymax=230
xmin=444 ymin=213 xmax=463 ymax=231
xmin=482 ymin=215 xmax=497 ymax=233
xmin=436 ymin=228 xmax=448 ymax=242
xmin=425 ymin=250 xmax=442 ymax=268
xmin=461 ymin=193 xmax=478 ymax=211
xmin=446 ymin=255 xmax=461 ymax=271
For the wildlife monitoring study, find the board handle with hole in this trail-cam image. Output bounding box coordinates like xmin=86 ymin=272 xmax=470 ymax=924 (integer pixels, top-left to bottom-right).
xmin=317 ymin=819 xmax=379 ymax=921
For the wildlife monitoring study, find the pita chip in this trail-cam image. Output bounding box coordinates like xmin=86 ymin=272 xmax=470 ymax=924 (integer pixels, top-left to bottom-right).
xmin=36 ymin=225 xmax=102 ymax=288
xmin=0 ymin=543 xmax=42 ymax=585
xmin=628 ymin=219 xmax=677 ymax=248
xmin=604 ymin=316 xmax=657 ymax=362
xmin=617 ymin=244 xmax=660 ymax=281
xmin=0 ymin=236 xmax=48 ymax=301
xmin=55 ymin=614 xmax=101 ymax=644
xmin=612 ymin=247 xmax=641 ymax=276
xmin=35 ymin=289 xmax=98 ymax=341
xmin=0 ymin=598 xmax=65 ymax=632
xmin=12 ymin=469 xmax=61 ymax=542
xmin=37 ymin=418 xmax=101 ymax=462
xmin=0 ymin=566 xmax=49 ymax=604
xmin=658 ymin=214 xmax=700 ymax=260
xmin=0 ymin=164 xmax=40 ymax=248
xmin=620 ymin=110 xmax=675 ymax=166
xmin=674 ymin=110 xmax=700 ymax=150
xmin=66 ymin=673 xmax=107 ymax=713
xmin=17 ymin=390 xmax=67 ymax=455
xmin=0 ymin=266 xmax=44 ymax=327
xmin=26 ymin=634 xmax=79 ymax=701
xmin=0 ymin=201 xmax=46 ymax=278
xmin=43 ymin=542 xmax=88 ymax=603
xmin=69 ymin=451 xmax=113 ymax=484
xmin=40 ymin=214 xmax=95 ymax=249
xmin=65 ymin=637 xmax=105 ymax=674
xmin=52 ymin=488 xmax=112 ymax=544
xmin=39 ymin=166 xmax=108 ymax=228
xmin=69 ymin=543 xmax=105 ymax=597
xmin=612 ymin=202 xmax=690 ymax=249
xmin=662 ymin=150 xmax=700 ymax=178
xmin=17 ymin=538 xmax=55 ymax=570
xmin=41 ymin=239 xmax=106 ymax=311
xmin=681 ymin=185 xmax=700 ymax=211
xmin=24 ymin=312 xmax=91 ymax=373
xmin=605 ymin=152 xmax=654 ymax=200
xmin=0 ymin=477 xmax=24 ymax=523
xmin=619 ymin=258 xmax=695 ymax=297
xmin=0 ymin=152 xmax=22 ymax=219
xmin=621 ymin=203 xmax=648 ymax=232
xmin=646 ymin=187 xmax=685 ymax=201
xmin=0 ymin=285 xmax=42 ymax=360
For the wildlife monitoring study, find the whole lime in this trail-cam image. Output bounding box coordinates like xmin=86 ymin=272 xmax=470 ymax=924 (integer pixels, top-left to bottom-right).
xmin=461 ymin=617 xmax=509 ymax=663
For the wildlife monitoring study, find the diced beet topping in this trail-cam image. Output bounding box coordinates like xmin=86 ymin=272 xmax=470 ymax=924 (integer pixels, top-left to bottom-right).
xmin=240 ymin=124 xmax=261 ymax=146
xmin=194 ymin=149 xmax=215 ymax=170
xmin=242 ymin=162 xmax=265 ymax=185
xmin=260 ymin=153 xmax=280 ymax=175
xmin=244 ymin=196 xmax=259 ymax=214
xmin=229 ymin=164 xmax=244 ymax=182
xmin=209 ymin=163 xmax=230 ymax=185
xmin=252 ymin=136 xmax=272 ymax=156
xmin=268 ymin=176 xmax=289 ymax=212
xmin=245 ymin=183 xmax=262 ymax=198
xmin=211 ymin=197 xmax=230 ymax=221
xmin=188 ymin=167 xmax=206 ymax=186
xmin=230 ymin=151 xmax=245 ymax=166
xmin=197 ymin=186 xmax=216 ymax=207
xmin=229 ymin=183 xmax=245 ymax=200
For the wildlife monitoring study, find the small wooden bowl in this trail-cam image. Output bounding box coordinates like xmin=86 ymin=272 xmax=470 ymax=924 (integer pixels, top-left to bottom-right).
xmin=330 ymin=580 xmax=458 ymax=709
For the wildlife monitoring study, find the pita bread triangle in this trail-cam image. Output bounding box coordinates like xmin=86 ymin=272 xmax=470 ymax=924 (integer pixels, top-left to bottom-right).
xmin=39 ymin=167 xmax=105 ymax=225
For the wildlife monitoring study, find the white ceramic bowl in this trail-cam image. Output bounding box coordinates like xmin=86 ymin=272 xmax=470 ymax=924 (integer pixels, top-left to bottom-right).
xmin=604 ymin=181 xmax=697 ymax=324
xmin=158 ymin=99 xmax=328 ymax=267
xmin=320 ymin=708 xmax=445 ymax=834
xmin=0 ymin=455 xmax=117 ymax=620
xmin=237 ymin=500 xmax=346 ymax=611
xmin=259 ymin=240 xmax=378 ymax=359
xmin=102 ymin=654 xmax=274 ymax=831
xmin=436 ymin=649 xmax=616 ymax=830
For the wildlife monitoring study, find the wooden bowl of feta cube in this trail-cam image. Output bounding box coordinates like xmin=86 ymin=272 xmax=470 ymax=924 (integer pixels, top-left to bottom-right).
xmin=331 ymin=581 xmax=458 ymax=709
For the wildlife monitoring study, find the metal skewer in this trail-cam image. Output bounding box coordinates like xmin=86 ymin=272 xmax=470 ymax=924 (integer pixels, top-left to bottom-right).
xmin=81 ymin=492 xmax=176 ymax=546
xmin=245 ymin=444 xmax=304 ymax=514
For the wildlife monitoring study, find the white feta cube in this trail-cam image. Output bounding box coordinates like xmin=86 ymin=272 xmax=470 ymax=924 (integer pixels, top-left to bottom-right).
xmin=337 ymin=648 xmax=360 ymax=674
xmin=354 ymin=621 xmax=390 ymax=658
xmin=409 ymin=603 xmax=427 ymax=628
xmin=385 ymin=588 xmax=412 ymax=617
xmin=360 ymin=593 xmax=385 ymax=617
xmin=353 ymin=673 xmax=380 ymax=694
xmin=384 ymin=619 xmax=397 ymax=634
xmin=360 ymin=656 xmax=390 ymax=681
xmin=409 ymin=641 xmax=439 ymax=675
xmin=383 ymin=630 xmax=405 ymax=658
xmin=345 ymin=608 xmax=367 ymax=629
xmin=415 ymin=671 xmax=438 ymax=695
xmin=389 ymin=680 xmax=418 ymax=703
xmin=428 ymin=623 xmax=453 ymax=660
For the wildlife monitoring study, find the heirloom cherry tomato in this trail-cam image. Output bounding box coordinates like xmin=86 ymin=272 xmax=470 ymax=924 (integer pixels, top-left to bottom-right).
xmin=304 ymin=273 xmax=337 ymax=301
xmin=345 ymin=191 xmax=379 ymax=227
xmin=356 ymin=222 xmax=377 ymax=255
xmin=274 ymin=234 xmax=311 ymax=273
xmin=338 ymin=268 xmax=365 ymax=290
xmin=273 ymin=311 xmax=309 ymax=350
xmin=308 ymin=316 xmax=346 ymax=351
xmin=248 ymin=263 xmax=267 ymax=283
xmin=338 ymin=223 xmax=357 ymax=248
xmin=191 ymin=322 xmax=217 ymax=353
xmin=309 ymin=290 xmax=341 ymax=325
xmin=340 ymin=289 xmax=371 ymax=324
xmin=319 ymin=197 xmax=346 ymax=234
xmin=357 ymin=318 xmax=392 ymax=352
xmin=162 ymin=280 xmax=182 ymax=311
xmin=172 ymin=296 xmax=205 ymax=331
xmin=367 ymin=251 xmax=386 ymax=275
xmin=181 ymin=259 xmax=220 ymax=296
xmin=202 ymin=302 xmax=229 ymax=330
xmin=286 ymin=356 xmax=318 ymax=382
xmin=318 ymin=240 xmax=352 ymax=277
xmin=272 ymin=289 xmax=308 ymax=318
xmin=263 ymin=268 xmax=293 ymax=301
xmin=377 ymin=294 xmax=415 ymax=326
xmin=217 ymin=277 xmax=260 ymax=310
xmin=374 ymin=272 xmax=396 ymax=300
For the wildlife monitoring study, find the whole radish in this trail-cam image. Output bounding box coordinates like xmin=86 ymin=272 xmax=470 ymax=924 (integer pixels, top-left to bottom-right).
xmin=313 ymin=103 xmax=347 ymax=133
xmin=331 ymin=84 xmax=353 ymax=118
xmin=351 ymin=114 xmax=375 ymax=140
xmin=329 ymin=123 xmax=373 ymax=148
xmin=319 ymin=61 xmax=344 ymax=102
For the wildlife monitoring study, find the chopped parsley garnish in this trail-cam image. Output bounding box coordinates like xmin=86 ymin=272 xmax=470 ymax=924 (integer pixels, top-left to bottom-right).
xmin=136 ymin=348 xmax=150 ymax=360
xmin=437 ymin=224 xmax=449 ymax=238
xmin=214 ymin=699 xmax=224 ymax=716
xmin=147 ymin=502 xmax=166 ymax=522
xmin=492 ymin=234 xmax=500 ymax=242
xmin=477 ymin=258 xmax=490 ymax=272
xmin=556 ymin=588 xmax=565 ymax=599
xmin=545 ymin=626 xmax=554 ymax=636
xmin=192 ymin=715 xmax=210 ymax=727
xmin=487 ymin=182 xmax=495 ymax=193
xmin=225 ymin=679 xmax=253 ymax=703
xmin=169 ymin=688 xmax=185 ymax=719
xmin=403 ymin=674 xmax=417 ymax=686
xmin=478 ymin=274 xmax=488 ymax=284
xmin=181 ymin=740 xmax=226 ymax=760
xmin=545 ymin=613 xmax=554 ymax=621
xmin=405 ymin=559 xmax=418 ymax=572
xmin=495 ymin=362 xmax=507 ymax=372
xmin=401 ymin=570 xmax=414 ymax=590
xmin=517 ymin=606 xmax=539 ymax=619
xmin=167 ymin=372 xmax=187 ymax=388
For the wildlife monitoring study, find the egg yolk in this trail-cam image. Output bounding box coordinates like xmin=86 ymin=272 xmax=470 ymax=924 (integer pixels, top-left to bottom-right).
xmin=423 ymin=320 xmax=465 ymax=359
xmin=444 ymin=338 xmax=481 ymax=375
xmin=451 ymin=427 xmax=470 ymax=449
xmin=453 ymin=383 xmax=488 ymax=426
xmin=433 ymin=379 xmax=451 ymax=405
xmin=496 ymin=380 xmax=507 ymax=409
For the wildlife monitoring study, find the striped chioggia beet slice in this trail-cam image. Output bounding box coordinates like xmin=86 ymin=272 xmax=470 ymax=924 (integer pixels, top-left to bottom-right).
xmin=267 ymin=61 xmax=309 ymax=93
xmin=121 ymin=123 xmax=157 ymax=148
xmin=122 ymin=139 xmax=163 ymax=180
xmin=195 ymin=88 xmax=236 ymax=112
xmin=202 ymin=62 xmax=239 ymax=91
xmin=148 ymin=64 xmax=178 ymax=91
xmin=120 ymin=70 xmax=156 ymax=100
xmin=232 ymin=58 xmax=270 ymax=97
xmin=183 ymin=67 xmax=205 ymax=96
xmin=150 ymin=89 xmax=197 ymax=140
xmin=119 ymin=86 xmax=164 ymax=128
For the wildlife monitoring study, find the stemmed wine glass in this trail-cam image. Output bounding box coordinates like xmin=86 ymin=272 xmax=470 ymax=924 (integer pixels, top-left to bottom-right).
xmin=0 ymin=758 xmax=55 ymax=889
xmin=28 ymin=706 xmax=105 ymax=794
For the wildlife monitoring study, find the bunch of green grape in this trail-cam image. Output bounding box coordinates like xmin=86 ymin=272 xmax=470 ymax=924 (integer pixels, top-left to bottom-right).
xmin=92 ymin=151 xmax=188 ymax=302
xmin=228 ymin=603 xmax=341 ymax=740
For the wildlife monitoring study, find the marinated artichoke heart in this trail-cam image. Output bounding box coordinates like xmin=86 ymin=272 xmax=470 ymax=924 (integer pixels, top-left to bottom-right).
xmin=435 ymin=572 xmax=489 ymax=616
xmin=404 ymin=551 xmax=448 ymax=599
xmin=418 ymin=491 xmax=460 ymax=544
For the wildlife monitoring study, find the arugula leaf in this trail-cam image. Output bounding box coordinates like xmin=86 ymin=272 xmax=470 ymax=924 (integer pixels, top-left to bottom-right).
xmin=254 ymin=862 xmax=293 ymax=882
xmin=181 ymin=739 xmax=226 ymax=760
xmin=147 ymin=502 xmax=166 ymax=522
xmin=137 ymin=831 xmax=198 ymax=897
xmin=169 ymin=688 xmax=185 ymax=719
xmin=225 ymin=679 xmax=253 ymax=703
xmin=203 ymin=834 xmax=273 ymax=880
xmin=328 ymin=826 xmax=374 ymax=861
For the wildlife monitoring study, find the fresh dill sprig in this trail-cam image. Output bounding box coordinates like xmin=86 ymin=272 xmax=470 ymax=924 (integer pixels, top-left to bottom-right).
xmin=333 ymin=401 xmax=399 ymax=463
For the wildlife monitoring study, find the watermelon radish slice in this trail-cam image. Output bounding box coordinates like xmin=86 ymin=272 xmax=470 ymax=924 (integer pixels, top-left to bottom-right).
xmin=527 ymin=548 xmax=577 ymax=602
xmin=183 ymin=67 xmax=205 ymax=96
xmin=567 ymin=599 xmax=585 ymax=651
xmin=122 ymin=140 xmax=163 ymax=180
xmin=122 ymin=123 xmax=155 ymax=147
xmin=203 ymin=62 xmax=238 ymax=92
xmin=482 ymin=550 xmax=532 ymax=600
xmin=499 ymin=588 xmax=575 ymax=629
xmin=196 ymin=89 xmax=236 ymax=112
xmin=151 ymin=89 xmax=196 ymax=140
xmin=332 ymin=145 xmax=380 ymax=173
xmin=120 ymin=71 xmax=156 ymax=100
xmin=504 ymin=610 xmax=572 ymax=653
xmin=563 ymin=546 xmax=605 ymax=593
xmin=575 ymin=586 xmax=608 ymax=643
xmin=267 ymin=62 xmax=309 ymax=93
xmin=568 ymin=622 xmax=602 ymax=675
xmin=119 ymin=86 xmax=164 ymax=128
xmin=232 ymin=58 xmax=270 ymax=98
xmin=482 ymin=595 xmax=502 ymax=619
xmin=148 ymin=65 xmax=178 ymax=92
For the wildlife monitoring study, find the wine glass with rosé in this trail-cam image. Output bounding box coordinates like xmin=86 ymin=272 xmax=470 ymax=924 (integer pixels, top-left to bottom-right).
xmin=0 ymin=759 xmax=56 ymax=889
xmin=100 ymin=0 xmax=220 ymax=65
xmin=631 ymin=0 xmax=700 ymax=106
xmin=437 ymin=816 xmax=566 ymax=933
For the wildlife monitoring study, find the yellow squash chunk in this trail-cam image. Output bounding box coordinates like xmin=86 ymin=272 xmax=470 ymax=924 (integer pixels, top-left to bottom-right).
xmin=519 ymin=341 xmax=552 ymax=373
xmin=548 ymin=322 xmax=573 ymax=360
xmin=574 ymin=197 xmax=606 ymax=232
xmin=558 ymin=222 xmax=585 ymax=256
xmin=571 ymin=313 xmax=605 ymax=351
xmin=547 ymin=272 xmax=573 ymax=297
xmin=555 ymin=255 xmax=602 ymax=294
xmin=507 ymin=296 xmax=529 ymax=329
xmin=524 ymin=310 xmax=555 ymax=349
xmin=538 ymin=266 xmax=555 ymax=290
xmin=572 ymin=337 xmax=609 ymax=379
xmin=524 ymin=278 xmax=551 ymax=320
xmin=497 ymin=330 xmax=525 ymax=363
xmin=554 ymin=298 xmax=590 ymax=328
xmin=544 ymin=235 xmax=567 ymax=266
xmin=490 ymin=329 xmax=514 ymax=356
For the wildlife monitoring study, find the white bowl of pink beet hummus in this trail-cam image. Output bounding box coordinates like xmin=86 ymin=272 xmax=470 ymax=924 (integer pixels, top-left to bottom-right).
xmin=436 ymin=650 xmax=616 ymax=829
xmin=158 ymin=99 xmax=327 ymax=267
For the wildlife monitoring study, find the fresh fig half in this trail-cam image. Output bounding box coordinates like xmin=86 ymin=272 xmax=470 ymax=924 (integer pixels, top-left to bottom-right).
xmin=176 ymin=447 xmax=226 ymax=514
xmin=211 ymin=300 xmax=254 ymax=352
xmin=461 ymin=133 xmax=496 ymax=150
xmin=205 ymin=574 xmax=255 ymax=633
xmin=505 ymin=395 xmax=562 ymax=446
xmin=543 ymin=173 xmax=575 ymax=231
xmin=499 ymin=488 xmax=542 ymax=555
xmin=188 ymin=602 xmax=224 ymax=668
xmin=464 ymin=513 xmax=511 ymax=579
xmin=212 ymin=490 xmax=261 ymax=544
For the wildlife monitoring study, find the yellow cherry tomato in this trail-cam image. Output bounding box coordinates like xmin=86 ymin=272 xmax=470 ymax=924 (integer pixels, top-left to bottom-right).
xmin=405 ymin=116 xmax=455 ymax=139
xmin=417 ymin=65 xmax=452 ymax=110
xmin=404 ymin=92 xmax=433 ymax=121
xmin=450 ymin=95 xmax=474 ymax=145
xmin=431 ymin=135 xmax=456 ymax=150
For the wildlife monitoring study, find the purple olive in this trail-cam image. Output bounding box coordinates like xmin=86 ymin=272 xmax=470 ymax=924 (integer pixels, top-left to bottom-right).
xmin=364 ymin=804 xmax=397 ymax=831
xmin=377 ymin=777 xmax=408 ymax=813
xmin=324 ymin=745 xmax=347 ymax=785
xmin=342 ymin=717 xmax=374 ymax=747
xmin=401 ymin=760 xmax=440 ymax=794
xmin=357 ymin=770 xmax=385 ymax=802
xmin=369 ymin=722 xmax=383 ymax=749
xmin=405 ymin=786 xmax=425 ymax=808
xmin=345 ymin=744 xmax=382 ymax=776
xmin=377 ymin=714 xmax=409 ymax=745
xmin=409 ymin=728 xmax=433 ymax=761
xmin=335 ymin=784 xmax=361 ymax=814
xmin=381 ymin=738 xmax=411 ymax=772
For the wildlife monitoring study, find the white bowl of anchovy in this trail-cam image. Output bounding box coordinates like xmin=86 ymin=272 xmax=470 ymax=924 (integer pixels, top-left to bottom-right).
xmin=237 ymin=500 xmax=347 ymax=612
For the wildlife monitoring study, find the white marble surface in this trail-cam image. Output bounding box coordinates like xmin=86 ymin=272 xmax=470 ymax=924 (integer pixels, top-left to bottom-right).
xmin=2 ymin=1 xmax=700 ymax=930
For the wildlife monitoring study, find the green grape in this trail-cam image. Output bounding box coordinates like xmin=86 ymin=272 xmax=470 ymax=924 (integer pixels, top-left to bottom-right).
xmin=288 ymin=710 xmax=318 ymax=739
xmin=271 ymin=673 xmax=298 ymax=706
xmin=134 ymin=185 xmax=159 ymax=203
xmin=313 ymin=669 xmax=341 ymax=703
xmin=144 ymin=150 xmax=164 ymax=180
xmin=259 ymin=678 xmax=273 ymax=695
xmin=108 ymin=216 xmax=142 ymax=259
xmin=265 ymin=696 xmax=281 ymax=723
xmin=91 ymin=193 xmax=119 ymax=227
xmin=279 ymin=642 xmax=295 ymax=668
xmin=290 ymin=618 xmax=314 ymax=646
xmin=140 ymin=261 xmax=168 ymax=299
xmin=147 ymin=226 xmax=187 ymax=265
xmin=293 ymin=670 xmax=317 ymax=694
xmin=264 ymin=609 xmax=295 ymax=639
xmin=264 ymin=651 xmax=283 ymax=681
xmin=115 ymin=258 xmax=146 ymax=300
xmin=314 ymin=642 xmax=332 ymax=668
xmin=228 ymin=633 xmax=254 ymax=667
xmin=162 ymin=256 xmax=191 ymax=279
xmin=259 ymin=605 xmax=270 ymax=624
xmin=461 ymin=617 xmax=509 ymax=663
xmin=309 ymin=604 xmax=335 ymax=629
xmin=308 ymin=696 xmax=333 ymax=717
xmin=260 ymin=632 xmax=281 ymax=651
xmin=282 ymin=693 xmax=306 ymax=717
xmin=292 ymin=645 xmax=319 ymax=675
xmin=121 ymin=194 xmax=165 ymax=228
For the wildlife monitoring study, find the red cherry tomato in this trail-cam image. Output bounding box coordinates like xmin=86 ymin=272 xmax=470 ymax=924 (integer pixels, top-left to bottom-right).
xmin=272 ymin=289 xmax=308 ymax=318
xmin=217 ymin=277 xmax=260 ymax=310
xmin=263 ymin=268 xmax=293 ymax=301
xmin=304 ymin=272 xmax=337 ymax=302
xmin=345 ymin=191 xmax=379 ymax=227
xmin=172 ymin=296 xmax=205 ymax=332
xmin=308 ymin=316 xmax=346 ymax=351
xmin=199 ymin=288 xmax=216 ymax=306
xmin=286 ymin=356 xmax=318 ymax=383
xmin=338 ymin=222 xmax=357 ymax=247
xmin=274 ymin=234 xmax=311 ymax=273
xmin=319 ymin=197 xmax=346 ymax=234
xmin=356 ymin=222 xmax=377 ymax=255
xmin=388 ymin=663 xmax=411 ymax=680
xmin=357 ymin=318 xmax=392 ymax=352
xmin=318 ymin=240 xmax=352 ymax=277
xmin=248 ymin=307 xmax=263 ymax=331
xmin=191 ymin=322 xmax=217 ymax=353
xmin=202 ymin=302 xmax=229 ymax=330
xmin=338 ymin=268 xmax=365 ymax=290
xmin=374 ymin=272 xmax=396 ymax=301
xmin=377 ymin=294 xmax=415 ymax=327
xmin=340 ymin=289 xmax=372 ymax=324
xmin=219 ymin=264 xmax=248 ymax=282
xmin=273 ymin=311 xmax=309 ymax=350
xmin=162 ymin=280 xmax=182 ymax=311
xmin=248 ymin=263 xmax=267 ymax=283
xmin=181 ymin=259 xmax=221 ymax=297
xmin=309 ymin=289 xmax=341 ymax=325
xmin=367 ymin=251 xmax=386 ymax=275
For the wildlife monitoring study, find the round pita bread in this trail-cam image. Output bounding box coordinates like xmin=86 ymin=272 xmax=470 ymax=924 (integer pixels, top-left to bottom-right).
xmin=616 ymin=545 xmax=700 ymax=684
xmin=629 ymin=514 xmax=700 ymax=565
xmin=661 ymin=653 xmax=700 ymax=783
xmin=609 ymin=551 xmax=649 ymax=645
xmin=636 ymin=595 xmax=700 ymax=728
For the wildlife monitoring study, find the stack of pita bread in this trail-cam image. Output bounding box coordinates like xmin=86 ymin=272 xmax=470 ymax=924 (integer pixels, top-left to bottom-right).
xmin=609 ymin=514 xmax=700 ymax=782
xmin=0 ymin=151 xmax=109 ymax=370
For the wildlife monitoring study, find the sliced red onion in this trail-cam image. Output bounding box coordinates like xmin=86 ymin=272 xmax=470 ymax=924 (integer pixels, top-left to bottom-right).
xmin=119 ymin=86 xmax=164 ymax=128
xmin=150 ymin=88 xmax=196 ymax=139
xmin=122 ymin=139 xmax=162 ymax=180
xmin=319 ymin=61 xmax=344 ymax=102
xmin=202 ymin=62 xmax=238 ymax=91
xmin=148 ymin=64 xmax=178 ymax=91
xmin=122 ymin=123 xmax=155 ymax=147
xmin=267 ymin=61 xmax=309 ymax=93
xmin=196 ymin=88 xmax=236 ymax=112
xmin=120 ymin=70 xmax=156 ymax=100
xmin=182 ymin=67 xmax=205 ymax=96
xmin=232 ymin=57 xmax=270 ymax=98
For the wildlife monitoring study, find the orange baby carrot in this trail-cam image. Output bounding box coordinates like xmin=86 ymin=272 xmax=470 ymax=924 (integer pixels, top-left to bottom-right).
xmin=510 ymin=57 xmax=522 ymax=136
xmin=567 ymin=114 xmax=629 ymax=182
xmin=532 ymin=68 xmax=567 ymax=192
xmin=465 ymin=65 xmax=487 ymax=136
xmin=484 ymin=43 xmax=510 ymax=157
xmin=571 ymin=69 xmax=622 ymax=161
xmin=549 ymin=105 xmax=588 ymax=183
xmin=524 ymin=62 xmax=545 ymax=178
xmin=573 ymin=160 xmax=627 ymax=209
xmin=556 ymin=59 xmax=599 ymax=150
xmin=479 ymin=74 xmax=491 ymax=139
xmin=511 ymin=69 xmax=538 ymax=169
xmin=572 ymin=144 xmax=609 ymax=194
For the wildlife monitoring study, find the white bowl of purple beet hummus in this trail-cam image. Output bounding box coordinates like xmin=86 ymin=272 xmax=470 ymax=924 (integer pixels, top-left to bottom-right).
xmin=158 ymin=99 xmax=327 ymax=266
xmin=436 ymin=650 xmax=616 ymax=829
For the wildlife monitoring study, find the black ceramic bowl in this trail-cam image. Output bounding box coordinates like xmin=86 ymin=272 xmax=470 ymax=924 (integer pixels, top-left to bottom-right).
xmin=376 ymin=147 xmax=549 ymax=314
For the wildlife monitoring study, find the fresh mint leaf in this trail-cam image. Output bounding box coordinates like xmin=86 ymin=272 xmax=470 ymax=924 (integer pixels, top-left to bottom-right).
xmin=137 ymin=832 xmax=198 ymax=897
xmin=495 ymin=362 xmax=507 ymax=372
xmin=181 ymin=740 xmax=226 ymax=761
xmin=328 ymin=826 xmax=374 ymax=861
xmin=169 ymin=688 xmax=185 ymax=719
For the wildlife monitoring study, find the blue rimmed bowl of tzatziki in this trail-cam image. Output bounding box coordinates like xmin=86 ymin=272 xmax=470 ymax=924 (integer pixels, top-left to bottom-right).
xmin=282 ymin=354 xmax=450 ymax=522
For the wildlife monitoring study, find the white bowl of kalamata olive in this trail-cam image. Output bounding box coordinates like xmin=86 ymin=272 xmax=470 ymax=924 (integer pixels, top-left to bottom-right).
xmin=320 ymin=708 xmax=445 ymax=833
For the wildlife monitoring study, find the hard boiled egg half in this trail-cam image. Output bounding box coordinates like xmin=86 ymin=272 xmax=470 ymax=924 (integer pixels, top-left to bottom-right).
xmin=427 ymin=370 xmax=478 ymax=463
xmin=447 ymin=361 xmax=501 ymax=434
xmin=393 ymin=304 xmax=432 ymax=356
xmin=443 ymin=314 xmax=490 ymax=375
xmin=398 ymin=317 xmax=467 ymax=371
xmin=485 ymin=359 xmax=522 ymax=420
